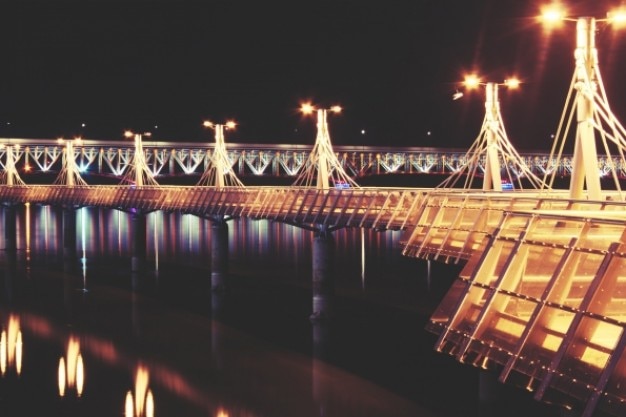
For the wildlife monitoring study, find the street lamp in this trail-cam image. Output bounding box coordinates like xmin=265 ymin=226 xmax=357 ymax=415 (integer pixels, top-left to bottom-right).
xmin=295 ymin=102 xmax=356 ymax=190
xmin=123 ymin=130 xmax=156 ymax=187
xmin=202 ymin=120 xmax=237 ymax=130
xmin=440 ymin=74 xmax=542 ymax=191
xmin=55 ymin=136 xmax=86 ymax=186
xmin=470 ymin=75 xmax=519 ymax=191
xmin=539 ymin=5 xmax=626 ymax=200
xmin=198 ymin=120 xmax=243 ymax=188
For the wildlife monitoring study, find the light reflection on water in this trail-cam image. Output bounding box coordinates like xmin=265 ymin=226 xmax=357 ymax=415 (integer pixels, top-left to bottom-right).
xmin=0 ymin=205 xmax=559 ymax=417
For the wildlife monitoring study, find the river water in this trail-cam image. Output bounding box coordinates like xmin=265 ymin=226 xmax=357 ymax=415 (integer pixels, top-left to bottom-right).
xmin=0 ymin=204 xmax=561 ymax=417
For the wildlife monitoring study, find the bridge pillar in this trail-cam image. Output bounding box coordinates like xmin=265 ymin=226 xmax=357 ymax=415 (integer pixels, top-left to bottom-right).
xmin=131 ymin=211 xmax=147 ymax=273
xmin=310 ymin=229 xmax=334 ymax=320
xmin=1 ymin=248 xmax=17 ymax=304
xmin=210 ymin=218 xmax=229 ymax=292
xmin=4 ymin=204 xmax=17 ymax=252
xmin=63 ymin=206 xmax=77 ymax=271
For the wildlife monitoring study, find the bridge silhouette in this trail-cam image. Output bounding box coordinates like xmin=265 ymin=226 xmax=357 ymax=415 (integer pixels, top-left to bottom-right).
xmin=4 ymin=11 xmax=626 ymax=417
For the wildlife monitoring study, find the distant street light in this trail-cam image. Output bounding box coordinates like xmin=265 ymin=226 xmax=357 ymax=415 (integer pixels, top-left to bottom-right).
xmin=123 ymin=130 xmax=156 ymax=187
xmin=461 ymin=74 xmax=521 ymax=91
xmin=300 ymin=102 xmax=342 ymax=117
xmin=55 ymin=136 xmax=86 ymax=186
xmin=198 ymin=119 xmax=243 ymax=188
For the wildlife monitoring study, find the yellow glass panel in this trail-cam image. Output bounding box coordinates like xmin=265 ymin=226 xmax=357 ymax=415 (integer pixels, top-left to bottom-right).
xmin=588 ymin=321 xmax=623 ymax=352
xmin=547 ymin=251 xmax=604 ymax=309
xmin=472 ymin=241 xmax=515 ymax=286
xmin=588 ymin=256 xmax=626 ymax=322
xmin=515 ymin=244 xmax=565 ymax=299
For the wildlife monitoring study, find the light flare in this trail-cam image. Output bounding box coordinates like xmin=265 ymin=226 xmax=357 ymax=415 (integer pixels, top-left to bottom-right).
xmin=540 ymin=4 xmax=566 ymax=28
xmin=300 ymin=102 xmax=315 ymax=114
xmin=504 ymin=77 xmax=521 ymax=89
xmin=608 ymin=9 xmax=626 ymax=28
xmin=463 ymin=74 xmax=481 ymax=89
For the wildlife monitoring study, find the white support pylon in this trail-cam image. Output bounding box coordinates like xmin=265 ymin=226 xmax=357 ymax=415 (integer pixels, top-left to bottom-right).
xmin=542 ymin=13 xmax=626 ymax=200
xmin=197 ymin=121 xmax=244 ymax=188
xmin=439 ymin=80 xmax=547 ymax=191
xmin=293 ymin=107 xmax=359 ymax=190
xmin=54 ymin=139 xmax=87 ymax=187
xmin=121 ymin=132 xmax=159 ymax=187
xmin=0 ymin=144 xmax=25 ymax=186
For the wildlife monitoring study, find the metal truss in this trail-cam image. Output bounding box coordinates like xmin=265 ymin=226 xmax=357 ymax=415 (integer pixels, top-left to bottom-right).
xmin=0 ymin=138 xmax=614 ymax=180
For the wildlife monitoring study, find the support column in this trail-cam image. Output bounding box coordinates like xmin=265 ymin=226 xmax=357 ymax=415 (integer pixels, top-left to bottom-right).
xmin=210 ymin=219 xmax=229 ymax=292
xmin=310 ymin=229 xmax=334 ymax=320
xmin=55 ymin=206 xmax=64 ymax=263
xmin=4 ymin=205 xmax=17 ymax=252
xmin=131 ymin=211 xmax=147 ymax=273
xmin=63 ymin=207 xmax=77 ymax=272
xmin=2 ymin=248 xmax=17 ymax=304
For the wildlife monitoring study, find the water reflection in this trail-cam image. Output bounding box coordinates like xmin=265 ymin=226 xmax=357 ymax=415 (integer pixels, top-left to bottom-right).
xmin=125 ymin=365 xmax=154 ymax=417
xmin=58 ymin=336 xmax=84 ymax=397
xmin=0 ymin=314 xmax=22 ymax=376
xmin=0 ymin=204 xmax=559 ymax=417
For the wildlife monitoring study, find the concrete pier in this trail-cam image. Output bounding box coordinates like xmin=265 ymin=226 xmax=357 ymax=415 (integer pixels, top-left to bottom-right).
xmin=63 ymin=207 xmax=77 ymax=271
xmin=131 ymin=211 xmax=147 ymax=273
xmin=310 ymin=230 xmax=334 ymax=320
xmin=210 ymin=219 xmax=229 ymax=292
xmin=4 ymin=204 xmax=17 ymax=252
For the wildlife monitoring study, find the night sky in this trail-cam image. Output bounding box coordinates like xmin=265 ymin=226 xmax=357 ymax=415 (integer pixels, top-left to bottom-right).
xmin=2 ymin=0 xmax=626 ymax=150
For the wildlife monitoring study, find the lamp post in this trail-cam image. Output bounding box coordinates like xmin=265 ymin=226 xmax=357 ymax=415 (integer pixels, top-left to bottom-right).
xmin=301 ymin=104 xmax=341 ymax=190
xmin=540 ymin=6 xmax=626 ymax=200
xmin=296 ymin=102 xmax=357 ymax=190
xmin=123 ymin=130 xmax=153 ymax=187
xmin=439 ymin=74 xmax=538 ymax=191
xmin=465 ymin=75 xmax=520 ymax=191
xmin=56 ymin=137 xmax=85 ymax=187
xmin=201 ymin=120 xmax=238 ymax=188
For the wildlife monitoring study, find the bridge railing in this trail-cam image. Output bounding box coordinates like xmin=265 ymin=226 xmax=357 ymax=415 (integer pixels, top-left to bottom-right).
xmin=0 ymin=185 xmax=431 ymax=232
xmin=400 ymin=189 xmax=626 ymax=263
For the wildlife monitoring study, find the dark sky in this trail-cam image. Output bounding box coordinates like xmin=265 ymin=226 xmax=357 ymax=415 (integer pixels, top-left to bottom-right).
xmin=1 ymin=0 xmax=626 ymax=150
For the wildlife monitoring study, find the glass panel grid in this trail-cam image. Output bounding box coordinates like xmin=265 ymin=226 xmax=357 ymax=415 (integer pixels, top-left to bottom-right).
xmin=427 ymin=210 xmax=626 ymax=416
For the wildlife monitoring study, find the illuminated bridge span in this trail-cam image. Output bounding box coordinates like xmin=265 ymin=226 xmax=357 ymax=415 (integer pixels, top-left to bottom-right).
xmin=0 ymin=185 xmax=421 ymax=230
xmin=1 ymin=138 xmax=621 ymax=179
xmin=2 ymin=185 xmax=626 ymax=417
